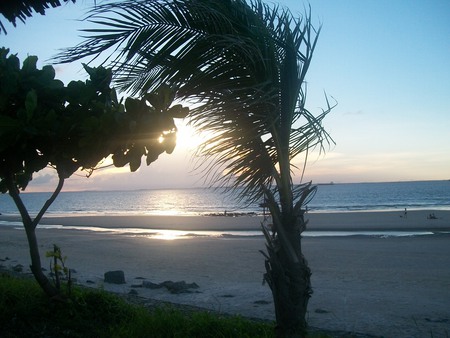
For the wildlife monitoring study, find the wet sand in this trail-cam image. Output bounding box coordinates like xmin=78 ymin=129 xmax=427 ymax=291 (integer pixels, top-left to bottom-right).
xmin=2 ymin=209 xmax=449 ymax=231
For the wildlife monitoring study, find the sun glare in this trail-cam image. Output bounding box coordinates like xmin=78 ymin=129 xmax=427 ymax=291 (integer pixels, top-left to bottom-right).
xmin=151 ymin=230 xmax=191 ymax=240
xmin=175 ymin=122 xmax=207 ymax=151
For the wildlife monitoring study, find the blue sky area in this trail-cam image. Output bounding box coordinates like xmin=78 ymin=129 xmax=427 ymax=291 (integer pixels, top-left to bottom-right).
xmin=1 ymin=0 xmax=449 ymax=191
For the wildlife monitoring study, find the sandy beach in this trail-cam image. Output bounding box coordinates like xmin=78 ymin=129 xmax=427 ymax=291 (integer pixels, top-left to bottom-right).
xmin=1 ymin=211 xmax=449 ymax=337
xmin=1 ymin=209 xmax=448 ymax=231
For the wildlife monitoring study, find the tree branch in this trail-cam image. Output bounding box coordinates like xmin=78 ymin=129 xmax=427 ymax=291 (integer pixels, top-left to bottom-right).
xmin=32 ymin=176 xmax=65 ymax=229
xmin=6 ymin=175 xmax=33 ymax=227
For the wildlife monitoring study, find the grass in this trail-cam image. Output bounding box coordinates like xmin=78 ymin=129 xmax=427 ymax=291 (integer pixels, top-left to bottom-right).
xmin=0 ymin=272 xmax=276 ymax=338
xmin=0 ymin=272 xmax=333 ymax=337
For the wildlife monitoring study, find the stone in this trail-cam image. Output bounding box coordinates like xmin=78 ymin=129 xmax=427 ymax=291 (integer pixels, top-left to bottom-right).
xmin=141 ymin=279 xmax=200 ymax=293
xmin=315 ymin=308 xmax=331 ymax=314
xmin=161 ymin=280 xmax=200 ymax=294
xmin=104 ymin=270 xmax=126 ymax=284
xmin=142 ymin=280 xmax=163 ymax=289
xmin=12 ymin=264 xmax=23 ymax=272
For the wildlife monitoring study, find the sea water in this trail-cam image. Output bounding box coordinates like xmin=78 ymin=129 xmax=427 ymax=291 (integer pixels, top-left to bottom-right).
xmin=1 ymin=180 xmax=448 ymax=238
xmin=0 ymin=180 xmax=449 ymax=216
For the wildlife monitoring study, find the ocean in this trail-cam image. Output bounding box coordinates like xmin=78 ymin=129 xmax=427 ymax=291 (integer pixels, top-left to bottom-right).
xmin=0 ymin=180 xmax=449 ymax=216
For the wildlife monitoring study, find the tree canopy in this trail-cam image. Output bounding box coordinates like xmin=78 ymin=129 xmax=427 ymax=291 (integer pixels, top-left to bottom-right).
xmin=0 ymin=47 xmax=188 ymax=192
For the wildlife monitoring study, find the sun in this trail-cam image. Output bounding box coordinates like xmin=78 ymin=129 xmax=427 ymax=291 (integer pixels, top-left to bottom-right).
xmin=175 ymin=121 xmax=207 ymax=151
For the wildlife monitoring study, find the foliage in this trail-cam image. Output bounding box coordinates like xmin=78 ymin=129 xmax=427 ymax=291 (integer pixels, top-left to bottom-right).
xmin=0 ymin=47 xmax=187 ymax=192
xmin=112 ymin=85 xmax=188 ymax=171
xmin=45 ymin=244 xmax=71 ymax=294
xmin=0 ymin=273 xmax=277 ymax=338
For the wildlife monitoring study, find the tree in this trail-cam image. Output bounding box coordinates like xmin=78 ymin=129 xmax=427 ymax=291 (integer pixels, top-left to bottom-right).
xmin=0 ymin=47 xmax=188 ymax=297
xmin=55 ymin=1 xmax=334 ymax=336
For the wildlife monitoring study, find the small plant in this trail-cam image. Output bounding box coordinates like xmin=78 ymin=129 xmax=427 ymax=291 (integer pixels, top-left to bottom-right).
xmin=45 ymin=244 xmax=71 ymax=295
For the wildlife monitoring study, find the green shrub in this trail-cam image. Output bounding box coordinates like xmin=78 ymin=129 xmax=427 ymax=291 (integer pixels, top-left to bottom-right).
xmin=0 ymin=273 xmax=274 ymax=338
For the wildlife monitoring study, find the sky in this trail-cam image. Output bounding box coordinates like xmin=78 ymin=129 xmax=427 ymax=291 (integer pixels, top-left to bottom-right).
xmin=1 ymin=0 xmax=449 ymax=192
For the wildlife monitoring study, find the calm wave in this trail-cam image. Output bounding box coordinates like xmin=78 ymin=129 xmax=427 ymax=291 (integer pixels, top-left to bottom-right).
xmin=0 ymin=180 xmax=449 ymax=216
xmin=309 ymin=180 xmax=450 ymax=212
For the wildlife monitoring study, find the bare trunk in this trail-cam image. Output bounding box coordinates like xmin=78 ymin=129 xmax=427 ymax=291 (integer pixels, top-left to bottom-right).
xmin=6 ymin=175 xmax=62 ymax=298
xmin=24 ymin=224 xmax=59 ymax=298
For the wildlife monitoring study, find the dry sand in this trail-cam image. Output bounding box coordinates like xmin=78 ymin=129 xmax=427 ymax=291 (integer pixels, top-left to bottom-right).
xmin=0 ymin=211 xmax=449 ymax=337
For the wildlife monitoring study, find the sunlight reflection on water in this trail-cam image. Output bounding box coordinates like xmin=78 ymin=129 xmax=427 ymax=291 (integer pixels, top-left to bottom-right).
xmin=0 ymin=222 xmax=438 ymax=240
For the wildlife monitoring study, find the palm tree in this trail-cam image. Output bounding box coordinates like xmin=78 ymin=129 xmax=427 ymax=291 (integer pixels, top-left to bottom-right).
xmin=56 ymin=1 xmax=334 ymax=336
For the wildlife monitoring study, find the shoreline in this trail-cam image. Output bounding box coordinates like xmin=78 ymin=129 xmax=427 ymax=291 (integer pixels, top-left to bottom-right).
xmin=1 ymin=209 xmax=449 ymax=232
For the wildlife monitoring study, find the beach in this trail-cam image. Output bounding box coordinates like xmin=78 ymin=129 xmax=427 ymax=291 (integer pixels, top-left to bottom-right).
xmin=1 ymin=210 xmax=449 ymax=337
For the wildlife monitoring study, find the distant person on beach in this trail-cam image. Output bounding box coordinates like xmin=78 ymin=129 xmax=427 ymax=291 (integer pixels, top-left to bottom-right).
xmin=400 ymin=208 xmax=407 ymax=218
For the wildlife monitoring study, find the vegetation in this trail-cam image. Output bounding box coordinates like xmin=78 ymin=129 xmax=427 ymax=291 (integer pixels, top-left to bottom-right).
xmin=56 ymin=1 xmax=334 ymax=336
xmin=0 ymin=48 xmax=188 ymax=297
xmin=0 ymin=273 xmax=276 ymax=338
xmin=45 ymin=244 xmax=72 ymax=294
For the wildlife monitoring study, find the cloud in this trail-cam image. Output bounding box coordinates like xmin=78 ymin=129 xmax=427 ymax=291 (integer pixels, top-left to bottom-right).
xmin=297 ymin=150 xmax=450 ymax=184
xmin=31 ymin=173 xmax=55 ymax=185
xmin=343 ymin=109 xmax=364 ymax=116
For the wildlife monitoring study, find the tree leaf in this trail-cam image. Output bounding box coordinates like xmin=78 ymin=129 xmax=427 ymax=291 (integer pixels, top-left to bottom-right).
xmin=25 ymin=89 xmax=37 ymax=121
xmin=167 ymin=104 xmax=189 ymax=118
xmin=112 ymin=152 xmax=128 ymax=167
xmin=21 ymin=55 xmax=38 ymax=74
xmin=129 ymin=155 xmax=141 ymax=172
xmin=0 ymin=115 xmax=19 ymax=129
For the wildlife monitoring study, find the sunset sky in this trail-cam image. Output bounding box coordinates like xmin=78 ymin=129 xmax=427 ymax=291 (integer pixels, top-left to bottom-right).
xmin=1 ymin=0 xmax=449 ymax=192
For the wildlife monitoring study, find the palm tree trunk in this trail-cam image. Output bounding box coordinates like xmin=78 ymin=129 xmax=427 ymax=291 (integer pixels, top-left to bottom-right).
xmin=263 ymin=217 xmax=312 ymax=338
